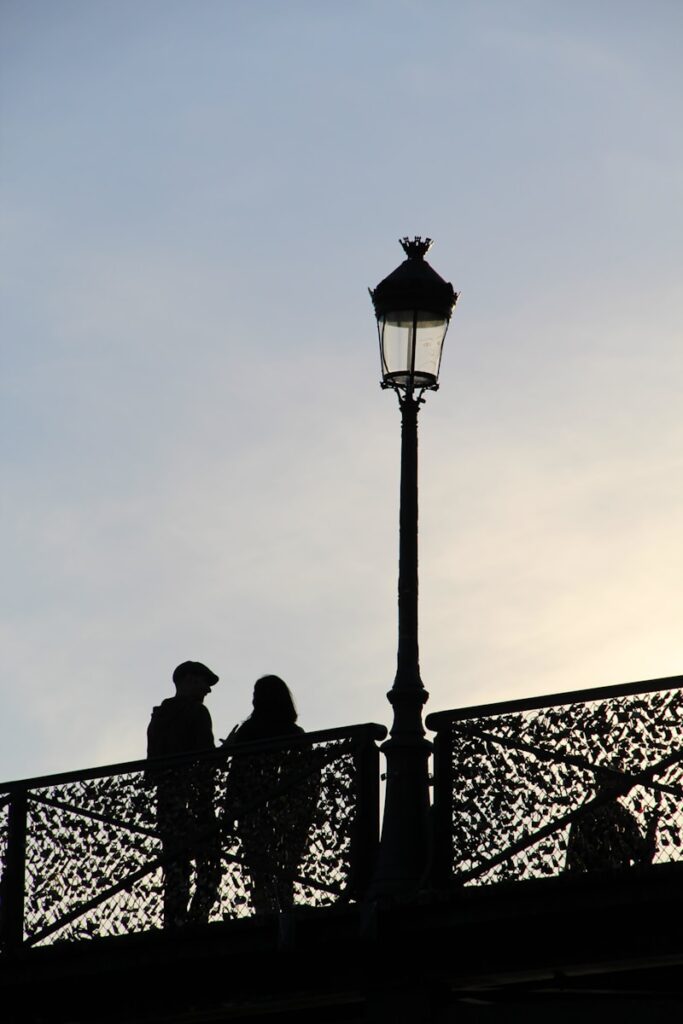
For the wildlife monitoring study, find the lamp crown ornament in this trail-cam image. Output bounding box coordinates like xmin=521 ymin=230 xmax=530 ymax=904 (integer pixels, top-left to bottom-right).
xmin=399 ymin=236 xmax=433 ymax=259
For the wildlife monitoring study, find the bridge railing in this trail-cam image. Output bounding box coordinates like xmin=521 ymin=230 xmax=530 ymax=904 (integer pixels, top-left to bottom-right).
xmin=0 ymin=722 xmax=386 ymax=952
xmin=426 ymin=676 xmax=683 ymax=888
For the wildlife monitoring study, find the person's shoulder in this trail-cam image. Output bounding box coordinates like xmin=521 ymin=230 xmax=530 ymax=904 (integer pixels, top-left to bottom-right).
xmin=148 ymin=697 xmax=176 ymax=723
xmin=230 ymin=720 xmax=257 ymax=742
xmin=153 ymin=697 xmax=175 ymax=710
xmin=612 ymin=800 xmax=640 ymax=827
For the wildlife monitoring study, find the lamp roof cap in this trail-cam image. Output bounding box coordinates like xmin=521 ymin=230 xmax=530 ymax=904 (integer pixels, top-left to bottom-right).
xmin=370 ymin=236 xmax=457 ymax=319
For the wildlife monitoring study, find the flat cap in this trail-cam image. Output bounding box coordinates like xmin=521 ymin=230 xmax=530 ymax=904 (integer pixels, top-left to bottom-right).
xmin=172 ymin=661 xmax=219 ymax=686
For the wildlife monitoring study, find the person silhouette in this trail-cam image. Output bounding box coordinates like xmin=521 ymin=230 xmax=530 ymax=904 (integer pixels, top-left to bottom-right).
xmin=147 ymin=661 xmax=221 ymax=928
xmin=565 ymin=774 xmax=656 ymax=873
xmin=223 ymin=675 xmax=317 ymax=914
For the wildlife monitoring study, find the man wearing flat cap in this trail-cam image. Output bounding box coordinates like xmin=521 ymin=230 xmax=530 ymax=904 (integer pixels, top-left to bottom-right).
xmin=147 ymin=661 xmax=221 ymax=928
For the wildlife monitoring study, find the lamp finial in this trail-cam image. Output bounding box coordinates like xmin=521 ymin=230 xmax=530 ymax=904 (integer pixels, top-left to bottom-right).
xmin=399 ymin=236 xmax=433 ymax=259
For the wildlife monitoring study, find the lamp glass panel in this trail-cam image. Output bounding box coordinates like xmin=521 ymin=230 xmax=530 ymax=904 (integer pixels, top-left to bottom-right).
xmin=380 ymin=310 xmax=448 ymax=388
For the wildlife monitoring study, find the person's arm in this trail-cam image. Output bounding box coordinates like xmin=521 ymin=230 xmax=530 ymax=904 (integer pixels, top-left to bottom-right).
xmin=614 ymin=803 xmax=651 ymax=865
xmin=189 ymin=703 xmax=215 ymax=750
xmin=219 ymin=724 xmax=241 ymax=747
xmin=641 ymin=796 xmax=661 ymax=865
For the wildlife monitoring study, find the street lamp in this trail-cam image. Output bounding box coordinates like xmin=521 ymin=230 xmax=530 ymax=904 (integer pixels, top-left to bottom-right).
xmin=369 ymin=237 xmax=458 ymax=896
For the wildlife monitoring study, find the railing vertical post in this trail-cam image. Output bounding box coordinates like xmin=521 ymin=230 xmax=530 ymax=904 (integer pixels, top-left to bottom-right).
xmin=1 ymin=786 xmax=27 ymax=953
xmin=352 ymin=731 xmax=381 ymax=897
xmin=430 ymin=726 xmax=454 ymax=887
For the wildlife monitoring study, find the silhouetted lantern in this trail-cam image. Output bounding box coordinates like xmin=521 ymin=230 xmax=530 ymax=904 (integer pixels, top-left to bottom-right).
xmin=370 ymin=237 xmax=458 ymax=392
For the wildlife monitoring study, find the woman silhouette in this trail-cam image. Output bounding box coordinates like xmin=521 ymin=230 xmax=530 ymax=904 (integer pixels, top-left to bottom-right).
xmin=224 ymin=676 xmax=317 ymax=913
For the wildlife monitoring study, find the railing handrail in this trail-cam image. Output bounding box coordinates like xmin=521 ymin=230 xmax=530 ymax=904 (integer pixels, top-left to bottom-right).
xmin=426 ymin=673 xmax=683 ymax=730
xmin=0 ymin=721 xmax=388 ymax=794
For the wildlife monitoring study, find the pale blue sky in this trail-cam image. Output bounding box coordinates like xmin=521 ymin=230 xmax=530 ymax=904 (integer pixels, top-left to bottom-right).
xmin=2 ymin=0 xmax=682 ymax=779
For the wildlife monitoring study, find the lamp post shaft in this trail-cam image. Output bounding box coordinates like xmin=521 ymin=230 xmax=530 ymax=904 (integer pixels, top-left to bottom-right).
xmin=396 ymin=393 xmax=422 ymax=692
xmin=372 ymin=391 xmax=432 ymax=896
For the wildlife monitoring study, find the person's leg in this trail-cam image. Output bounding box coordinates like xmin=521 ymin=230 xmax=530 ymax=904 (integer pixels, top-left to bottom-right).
xmin=163 ymin=849 xmax=191 ymax=928
xmin=189 ymin=829 xmax=221 ymax=922
xmin=249 ymin=864 xmax=279 ymax=914
xmin=240 ymin=818 xmax=278 ymax=914
xmin=157 ymin=784 xmax=191 ymax=928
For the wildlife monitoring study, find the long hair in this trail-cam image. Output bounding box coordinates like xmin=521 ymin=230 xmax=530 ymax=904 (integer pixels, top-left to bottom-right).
xmin=249 ymin=675 xmax=298 ymax=726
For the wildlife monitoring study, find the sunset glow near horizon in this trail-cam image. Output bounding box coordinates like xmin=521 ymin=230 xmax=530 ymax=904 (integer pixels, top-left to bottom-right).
xmin=2 ymin=0 xmax=683 ymax=780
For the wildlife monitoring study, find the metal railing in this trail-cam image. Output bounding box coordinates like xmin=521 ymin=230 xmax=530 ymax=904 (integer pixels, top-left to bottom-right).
xmin=0 ymin=723 xmax=386 ymax=952
xmin=426 ymin=675 xmax=683 ymax=888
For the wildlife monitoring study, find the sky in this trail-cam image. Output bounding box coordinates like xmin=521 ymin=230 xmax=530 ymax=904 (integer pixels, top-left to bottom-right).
xmin=2 ymin=0 xmax=682 ymax=782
